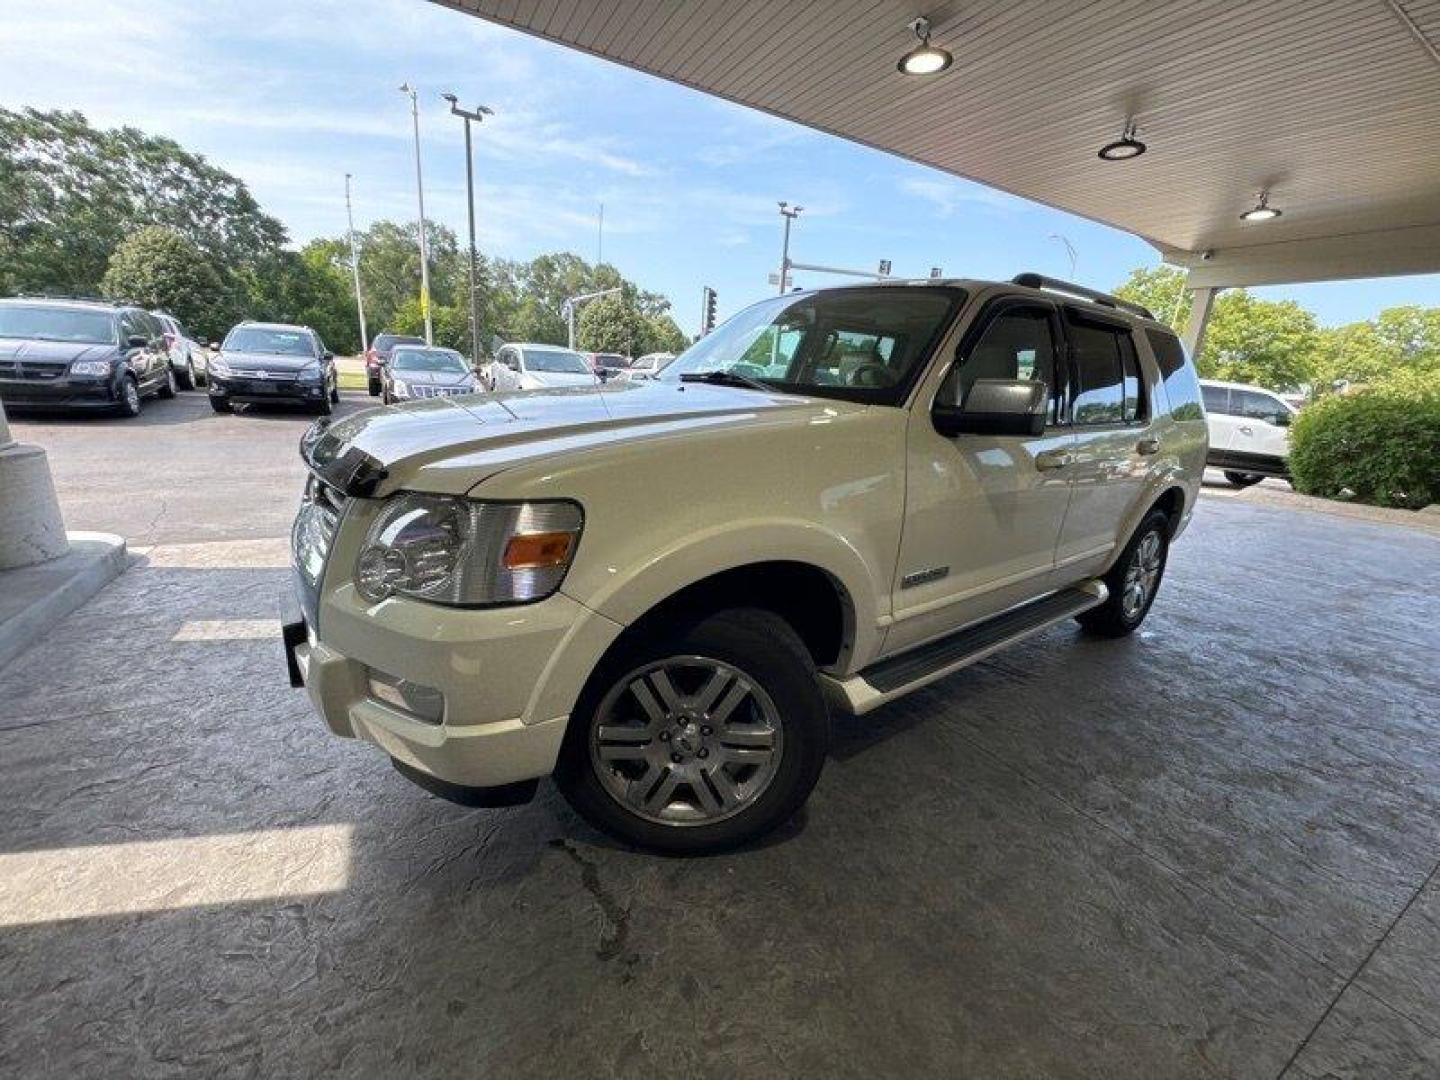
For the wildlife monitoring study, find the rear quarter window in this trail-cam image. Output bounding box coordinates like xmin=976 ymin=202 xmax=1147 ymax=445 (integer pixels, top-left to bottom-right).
xmin=1146 ymin=328 xmax=1204 ymax=422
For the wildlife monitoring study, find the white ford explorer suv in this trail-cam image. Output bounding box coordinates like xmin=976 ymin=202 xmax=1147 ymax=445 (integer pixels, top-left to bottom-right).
xmin=284 ymin=274 xmax=1207 ymax=853
xmin=1200 ymin=378 xmax=1297 ymax=486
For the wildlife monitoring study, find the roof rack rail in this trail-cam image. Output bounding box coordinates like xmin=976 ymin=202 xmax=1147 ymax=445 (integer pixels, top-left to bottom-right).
xmin=13 ymin=291 xmax=117 ymax=304
xmin=1011 ymin=272 xmax=1155 ymax=321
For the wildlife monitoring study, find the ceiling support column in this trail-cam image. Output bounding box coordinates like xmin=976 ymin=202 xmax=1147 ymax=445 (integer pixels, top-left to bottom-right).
xmin=1181 ymin=284 xmax=1219 ymax=360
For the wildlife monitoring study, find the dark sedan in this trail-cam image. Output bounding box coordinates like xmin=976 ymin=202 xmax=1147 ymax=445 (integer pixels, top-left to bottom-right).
xmin=0 ymin=298 xmax=176 ymax=418
xmin=382 ymin=345 xmax=480 ymax=404
xmin=207 ymin=322 xmax=339 ymax=415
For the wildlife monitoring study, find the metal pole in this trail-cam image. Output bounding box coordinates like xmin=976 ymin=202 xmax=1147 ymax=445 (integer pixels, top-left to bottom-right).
xmin=0 ymin=398 xmax=12 ymax=451
xmin=597 ymin=203 xmax=604 ymax=266
xmin=777 ymin=201 xmax=802 ymax=294
xmin=462 ymin=117 xmax=481 ymax=367
xmin=344 ymin=173 xmax=369 ymax=355
xmin=567 ymin=303 xmax=576 ymax=350
xmin=400 ymin=83 xmax=433 ymax=345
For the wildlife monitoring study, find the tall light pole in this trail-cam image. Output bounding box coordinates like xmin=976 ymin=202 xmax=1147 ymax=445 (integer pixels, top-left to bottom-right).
xmin=1048 ymin=233 xmax=1077 ymax=278
xmin=398 ymin=82 xmax=433 ymax=345
xmin=344 ymin=173 xmax=369 ymax=355
xmin=777 ymin=201 xmax=803 ymax=294
xmin=442 ymin=93 xmax=492 ymax=367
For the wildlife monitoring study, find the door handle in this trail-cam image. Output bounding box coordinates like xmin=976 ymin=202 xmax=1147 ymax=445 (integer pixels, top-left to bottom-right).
xmin=1238 ymin=425 xmax=1253 ymax=436
xmin=1034 ymin=450 xmax=1072 ymax=472
xmin=1135 ymin=437 xmax=1161 ymax=456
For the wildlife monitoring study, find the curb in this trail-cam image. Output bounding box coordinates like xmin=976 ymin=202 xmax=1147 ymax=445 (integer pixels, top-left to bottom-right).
xmin=0 ymin=532 xmax=129 ymax=670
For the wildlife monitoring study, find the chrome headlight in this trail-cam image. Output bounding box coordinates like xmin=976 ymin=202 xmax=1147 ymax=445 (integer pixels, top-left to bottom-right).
xmin=390 ymin=378 xmax=409 ymax=398
xmin=70 ymin=360 xmax=112 ymax=376
xmin=209 ymin=355 xmax=233 ymax=377
xmin=298 ymin=361 xmax=322 ymax=382
xmin=354 ymin=495 xmax=582 ymax=606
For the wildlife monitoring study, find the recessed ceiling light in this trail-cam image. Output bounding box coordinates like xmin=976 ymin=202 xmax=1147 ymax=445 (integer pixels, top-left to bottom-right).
xmin=898 ymin=17 xmax=952 ymax=76
xmin=1240 ymin=192 xmax=1282 ymax=222
xmin=1098 ymin=122 xmax=1146 ymax=161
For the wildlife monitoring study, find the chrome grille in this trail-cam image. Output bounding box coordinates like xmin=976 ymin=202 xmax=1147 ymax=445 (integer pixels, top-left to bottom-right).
xmin=292 ymin=473 xmax=349 ymax=590
xmin=408 ymin=384 xmax=470 ymax=399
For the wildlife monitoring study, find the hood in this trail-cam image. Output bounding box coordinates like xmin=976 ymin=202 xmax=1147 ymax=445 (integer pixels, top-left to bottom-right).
xmin=0 ymin=340 xmax=117 ymax=365
xmin=524 ymin=370 xmax=598 ymax=388
xmin=392 ymin=368 xmax=476 ymax=387
xmin=220 ymin=350 xmax=316 ymax=372
xmin=302 ymin=379 xmax=860 ymax=497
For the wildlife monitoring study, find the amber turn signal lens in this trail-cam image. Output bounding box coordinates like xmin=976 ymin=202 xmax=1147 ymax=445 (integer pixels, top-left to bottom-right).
xmin=503 ymin=531 xmax=575 ymax=569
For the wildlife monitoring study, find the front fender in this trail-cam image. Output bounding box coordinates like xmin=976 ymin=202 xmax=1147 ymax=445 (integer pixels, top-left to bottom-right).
xmin=566 ymin=518 xmax=885 ymax=674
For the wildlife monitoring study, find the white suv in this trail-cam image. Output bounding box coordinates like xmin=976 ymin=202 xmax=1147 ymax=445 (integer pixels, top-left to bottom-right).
xmin=284 ymin=274 xmax=1207 ymax=853
xmin=1200 ymin=379 xmax=1297 ymax=486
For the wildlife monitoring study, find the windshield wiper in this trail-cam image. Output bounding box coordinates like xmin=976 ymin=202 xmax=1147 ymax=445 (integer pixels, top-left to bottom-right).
xmin=679 ymin=369 xmax=772 ymax=393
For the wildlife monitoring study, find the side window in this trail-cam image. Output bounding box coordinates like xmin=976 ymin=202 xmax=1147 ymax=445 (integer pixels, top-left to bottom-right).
xmin=1235 ymin=389 xmax=1285 ymax=423
xmin=1146 ymin=329 xmax=1203 ymax=421
xmin=1120 ymin=334 xmax=1144 ymax=422
xmin=502 ymin=349 xmax=520 ymax=371
xmin=1201 ymin=384 xmax=1230 ymax=415
xmin=119 ymin=311 xmax=145 ymax=344
xmin=1067 ymin=318 xmax=1128 ymax=425
xmin=940 ymin=305 xmax=1056 ymax=416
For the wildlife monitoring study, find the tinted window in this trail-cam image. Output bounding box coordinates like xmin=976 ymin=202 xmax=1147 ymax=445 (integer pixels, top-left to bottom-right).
xmin=1201 ymin=384 xmax=1230 ymax=414
xmin=939 ymin=306 xmax=1056 ymax=419
xmin=120 ymin=311 xmax=150 ymax=344
xmin=1146 ymin=329 xmax=1203 ymax=421
xmin=0 ymin=304 xmax=116 ymax=344
xmin=524 ymin=349 xmax=591 ymax=374
xmin=1068 ymin=319 xmax=1128 ymax=425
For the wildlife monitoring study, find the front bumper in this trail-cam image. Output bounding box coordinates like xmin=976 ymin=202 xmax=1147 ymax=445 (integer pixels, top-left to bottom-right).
xmin=0 ymin=377 xmax=119 ymax=410
xmin=210 ymin=373 xmax=327 ymax=405
xmin=283 ymin=572 xmax=622 ymax=790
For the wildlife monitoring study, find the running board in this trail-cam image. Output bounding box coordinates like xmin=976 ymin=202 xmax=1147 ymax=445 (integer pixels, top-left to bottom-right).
xmin=820 ymin=581 xmax=1107 ymax=715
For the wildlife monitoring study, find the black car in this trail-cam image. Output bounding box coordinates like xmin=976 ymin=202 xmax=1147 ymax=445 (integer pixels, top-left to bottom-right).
xmin=207 ymin=322 xmax=339 ymax=415
xmin=0 ymin=297 xmax=178 ymax=418
xmin=365 ymin=332 xmax=427 ymax=395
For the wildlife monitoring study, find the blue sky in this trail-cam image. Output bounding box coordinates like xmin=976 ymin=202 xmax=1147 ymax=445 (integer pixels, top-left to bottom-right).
xmin=4 ymin=0 xmax=1436 ymax=330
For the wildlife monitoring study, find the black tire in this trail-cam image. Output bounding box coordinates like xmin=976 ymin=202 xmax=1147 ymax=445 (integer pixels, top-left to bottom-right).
xmin=1224 ymin=471 xmax=1263 ymax=487
xmin=1076 ymin=509 xmax=1171 ymax=638
xmin=209 ymin=396 xmax=231 ymax=414
xmin=177 ymin=360 xmax=196 ymax=391
xmin=115 ymin=376 xmax=142 ymax=418
xmin=330 ymin=384 xmax=340 ymax=404
xmin=555 ymin=607 xmax=830 ymax=855
xmin=368 ymin=379 xmax=381 ymax=397
xmin=158 ymin=366 xmax=178 ymax=400
xmin=382 ymin=389 xmax=393 ymax=405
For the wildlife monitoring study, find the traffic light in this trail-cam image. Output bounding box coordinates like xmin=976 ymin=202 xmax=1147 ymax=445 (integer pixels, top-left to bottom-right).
xmin=702 ymin=286 xmax=718 ymax=335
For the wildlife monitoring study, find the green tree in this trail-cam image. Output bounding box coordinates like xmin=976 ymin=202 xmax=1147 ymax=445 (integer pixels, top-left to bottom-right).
xmin=100 ymin=226 xmax=231 ymax=340
xmin=1202 ymin=291 xmax=1319 ymax=391
xmin=641 ymin=313 xmax=688 ymax=354
xmin=577 ymin=291 xmax=647 ymax=355
xmin=1113 ymin=265 xmax=1191 ymax=331
xmin=0 ymin=107 xmax=286 ymax=296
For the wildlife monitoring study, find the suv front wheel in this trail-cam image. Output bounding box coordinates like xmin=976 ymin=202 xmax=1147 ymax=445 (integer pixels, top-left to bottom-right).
xmin=556 ymin=608 xmax=829 ymax=854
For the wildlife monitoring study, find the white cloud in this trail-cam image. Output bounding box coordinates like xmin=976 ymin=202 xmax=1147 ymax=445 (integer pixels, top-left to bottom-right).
xmin=899 ymin=176 xmax=1026 ymax=218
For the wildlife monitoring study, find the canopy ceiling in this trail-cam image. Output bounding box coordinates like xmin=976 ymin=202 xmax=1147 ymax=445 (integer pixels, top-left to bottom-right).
xmin=441 ymin=0 xmax=1440 ymax=287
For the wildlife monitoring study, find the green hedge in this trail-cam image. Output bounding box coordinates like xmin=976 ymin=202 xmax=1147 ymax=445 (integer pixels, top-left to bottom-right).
xmin=1289 ymin=376 xmax=1440 ymax=509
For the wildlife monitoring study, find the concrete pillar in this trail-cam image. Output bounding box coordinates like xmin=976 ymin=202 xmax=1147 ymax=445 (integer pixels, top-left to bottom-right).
xmin=1181 ymin=285 xmax=1219 ymax=361
xmin=0 ymin=398 xmax=70 ymax=570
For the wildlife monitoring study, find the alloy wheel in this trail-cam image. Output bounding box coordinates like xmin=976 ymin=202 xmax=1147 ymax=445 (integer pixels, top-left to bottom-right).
xmin=1121 ymin=530 xmax=1163 ymax=620
xmin=590 ymin=656 xmax=784 ymax=826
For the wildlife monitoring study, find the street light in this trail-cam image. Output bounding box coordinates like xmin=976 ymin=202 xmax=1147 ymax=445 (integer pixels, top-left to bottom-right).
xmin=398 ymin=82 xmax=433 ymax=345
xmin=344 ymin=174 xmax=369 ymax=356
xmin=562 ymin=287 xmax=622 ymax=350
xmin=442 ymin=93 xmax=493 ymax=368
xmin=777 ymin=201 xmax=803 ymax=294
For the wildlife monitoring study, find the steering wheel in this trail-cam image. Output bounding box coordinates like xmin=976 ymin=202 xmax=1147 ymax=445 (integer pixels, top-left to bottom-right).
xmin=846 ymin=361 xmax=894 ymax=388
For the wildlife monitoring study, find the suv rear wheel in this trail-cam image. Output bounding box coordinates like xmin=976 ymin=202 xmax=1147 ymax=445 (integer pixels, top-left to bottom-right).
xmin=158 ymin=366 xmax=178 ymax=400
xmin=1223 ymin=471 xmax=1263 ymax=487
xmin=556 ymin=607 xmax=829 ymax=854
xmin=1076 ymin=508 xmax=1171 ymax=638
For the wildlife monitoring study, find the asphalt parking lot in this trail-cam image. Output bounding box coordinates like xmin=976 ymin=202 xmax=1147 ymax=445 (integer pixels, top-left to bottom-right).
xmin=3 ymin=390 xmax=1439 ymax=1078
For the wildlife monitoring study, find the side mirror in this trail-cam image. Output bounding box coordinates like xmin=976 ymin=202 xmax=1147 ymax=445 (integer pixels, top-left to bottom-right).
xmin=933 ymin=378 xmax=1047 ymax=438
xmin=322 ymin=351 xmax=334 ymax=361
xmin=1271 ymin=411 xmax=1292 ymax=427
xmin=126 ymin=334 xmax=148 ymax=349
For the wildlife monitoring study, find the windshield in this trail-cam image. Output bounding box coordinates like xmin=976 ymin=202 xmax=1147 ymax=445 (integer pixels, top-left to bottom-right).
xmin=663 ymin=287 xmax=964 ymax=404
xmin=524 ymin=349 xmax=591 ymax=374
xmin=224 ymin=327 xmax=315 ymax=356
xmin=393 ymin=348 xmax=469 ymax=374
xmin=0 ymin=305 xmax=115 ymax=344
